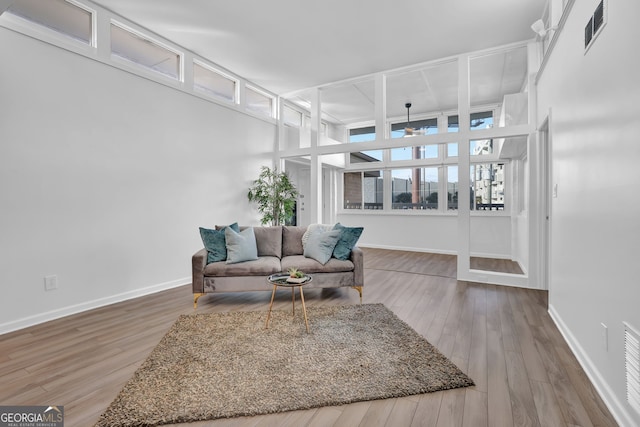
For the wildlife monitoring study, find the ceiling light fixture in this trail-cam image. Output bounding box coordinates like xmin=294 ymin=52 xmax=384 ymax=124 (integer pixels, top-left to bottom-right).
xmin=530 ymin=19 xmax=558 ymax=38
xmin=404 ymin=102 xmax=414 ymax=137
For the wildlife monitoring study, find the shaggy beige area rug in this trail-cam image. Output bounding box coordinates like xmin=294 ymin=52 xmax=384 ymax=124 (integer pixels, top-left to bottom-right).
xmin=95 ymin=304 xmax=473 ymax=426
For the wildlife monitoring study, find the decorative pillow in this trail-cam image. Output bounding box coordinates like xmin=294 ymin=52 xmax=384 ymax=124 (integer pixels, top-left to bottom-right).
xmin=332 ymin=223 xmax=364 ymax=260
xmin=303 ymin=229 xmax=341 ymax=265
xmin=225 ymin=226 xmax=258 ymax=264
xmin=302 ymin=224 xmax=334 ymax=250
xmin=199 ymin=222 xmax=239 ymax=264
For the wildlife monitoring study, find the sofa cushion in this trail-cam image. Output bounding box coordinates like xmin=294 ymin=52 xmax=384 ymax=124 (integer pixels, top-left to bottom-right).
xmin=281 ymin=255 xmax=354 ymax=274
xmin=332 ymin=223 xmax=364 ymax=260
xmin=301 ymin=223 xmax=334 ymax=250
xmin=250 ymin=226 xmax=282 ymax=258
xmin=204 ymin=256 xmax=281 ymax=277
xmin=225 ymin=227 xmax=258 ymax=264
xmin=282 ymin=226 xmax=306 ymax=256
xmin=303 ymin=229 xmax=341 ymax=265
xmin=199 ymin=222 xmax=239 ymax=264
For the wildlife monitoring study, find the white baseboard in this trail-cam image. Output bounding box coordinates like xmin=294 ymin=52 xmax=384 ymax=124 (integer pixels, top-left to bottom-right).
xmin=548 ymin=304 xmax=636 ymax=427
xmin=0 ymin=277 xmax=190 ymax=335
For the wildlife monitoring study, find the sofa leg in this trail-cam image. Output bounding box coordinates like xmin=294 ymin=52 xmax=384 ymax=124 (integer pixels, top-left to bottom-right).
xmin=351 ymin=286 xmax=363 ymax=304
xmin=193 ymin=293 xmax=205 ymax=310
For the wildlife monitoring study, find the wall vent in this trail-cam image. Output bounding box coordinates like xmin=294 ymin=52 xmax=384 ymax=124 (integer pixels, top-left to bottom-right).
xmin=585 ymin=0 xmax=606 ymax=50
xmin=624 ymin=322 xmax=640 ymax=415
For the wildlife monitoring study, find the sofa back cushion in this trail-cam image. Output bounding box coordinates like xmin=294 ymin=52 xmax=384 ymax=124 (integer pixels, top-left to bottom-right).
xmin=282 ymin=226 xmax=307 ymax=256
xmin=245 ymin=226 xmax=282 ymax=258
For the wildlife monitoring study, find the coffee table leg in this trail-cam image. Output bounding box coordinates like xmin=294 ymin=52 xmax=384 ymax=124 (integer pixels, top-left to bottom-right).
xmin=265 ymin=284 xmax=277 ymax=329
xmin=298 ymin=286 xmax=310 ymax=333
xmin=291 ymin=288 xmax=296 ymax=316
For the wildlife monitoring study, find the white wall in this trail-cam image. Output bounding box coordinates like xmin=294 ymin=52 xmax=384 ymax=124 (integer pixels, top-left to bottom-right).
xmin=0 ymin=28 xmax=275 ymax=333
xmin=537 ymin=0 xmax=640 ymax=425
xmin=336 ymin=213 xmax=512 ymax=259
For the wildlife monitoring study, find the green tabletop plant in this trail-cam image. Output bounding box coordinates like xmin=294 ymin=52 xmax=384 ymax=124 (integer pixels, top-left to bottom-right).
xmin=247 ymin=166 xmax=298 ymax=226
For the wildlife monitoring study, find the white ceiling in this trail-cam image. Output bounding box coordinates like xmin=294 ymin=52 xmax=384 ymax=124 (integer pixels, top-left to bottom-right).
xmin=90 ymin=0 xmax=546 ymax=98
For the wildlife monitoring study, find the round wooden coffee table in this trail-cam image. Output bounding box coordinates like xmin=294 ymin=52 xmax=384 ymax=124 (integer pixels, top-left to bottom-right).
xmin=265 ymin=273 xmax=312 ymax=333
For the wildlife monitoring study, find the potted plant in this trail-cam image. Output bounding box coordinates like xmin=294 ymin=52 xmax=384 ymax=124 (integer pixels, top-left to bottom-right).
xmin=247 ymin=166 xmax=298 ymax=226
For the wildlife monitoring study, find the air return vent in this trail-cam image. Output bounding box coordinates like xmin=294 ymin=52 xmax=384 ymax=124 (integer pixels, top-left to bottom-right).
xmin=624 ymin=322 xmax=640 ymax=415
xmin=585 ymin=0 xmax=606 ymax=50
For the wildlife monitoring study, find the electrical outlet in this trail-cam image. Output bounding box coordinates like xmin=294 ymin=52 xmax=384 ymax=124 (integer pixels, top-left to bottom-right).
xmin=44 ymin=275 xmax=58 ymax=291
xmin=601 ymin=322 xmax=608 ymax=351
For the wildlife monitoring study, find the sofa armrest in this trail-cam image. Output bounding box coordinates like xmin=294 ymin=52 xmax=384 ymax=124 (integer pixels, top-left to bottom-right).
xmin=192 ymin=248 xmax=207 ymax=293
xmin=350 ymin=246 xmax=364 ymax=288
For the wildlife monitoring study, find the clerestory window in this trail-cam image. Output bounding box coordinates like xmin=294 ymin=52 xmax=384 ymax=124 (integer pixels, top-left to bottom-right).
xmin=7 ymin=0 xmax=93 ymax=45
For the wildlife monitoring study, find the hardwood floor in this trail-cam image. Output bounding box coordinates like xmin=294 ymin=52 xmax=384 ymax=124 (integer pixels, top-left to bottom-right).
xmin=0 ymin=248 xmax=617 ymax=426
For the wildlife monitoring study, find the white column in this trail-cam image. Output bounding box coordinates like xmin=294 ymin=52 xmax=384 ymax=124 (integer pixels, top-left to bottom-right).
xmin=456 ymin=54 xmax=471 ymax=280
xmin=309 ymin=88 xmax=322 ymax=224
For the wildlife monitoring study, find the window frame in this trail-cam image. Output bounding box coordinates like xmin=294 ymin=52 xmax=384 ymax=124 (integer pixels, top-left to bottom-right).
xmin=193 ymin=59 xmax=239 ymax=104
xmin=2 ymin=0 xmax=97 ymax=50
xmin=245 ymin=85 xmax=276 ymax=118
xmin=109 ymin=20 xmax=184 ymax=82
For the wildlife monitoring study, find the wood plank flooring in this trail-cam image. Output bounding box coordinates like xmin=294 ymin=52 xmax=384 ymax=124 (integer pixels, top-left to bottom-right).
xmin=0 ymin=248 xmax=618 ymax=426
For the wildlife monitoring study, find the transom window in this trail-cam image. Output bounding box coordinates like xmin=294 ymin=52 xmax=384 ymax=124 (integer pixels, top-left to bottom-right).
xmin=193 ymin=62 xmax=237 ymax=103
xmin=110 ymin=22 xmax=181 ymax=80
xmin=246 ymin=86 xmax=275 ymax=118
xmin=7 ymin=0 xmax=93 ymax=45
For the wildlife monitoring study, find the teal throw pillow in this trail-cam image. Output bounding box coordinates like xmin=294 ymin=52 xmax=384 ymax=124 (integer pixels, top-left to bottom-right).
xmin=304 ymin=229 xmax=341 ymax=265
xmin=199 ymin=222 xmax=239 ymax=264
xmin=332 ymin=223 xmax=364 ymax=260
xmin=225 ymin=226 xmax=258 ymax=264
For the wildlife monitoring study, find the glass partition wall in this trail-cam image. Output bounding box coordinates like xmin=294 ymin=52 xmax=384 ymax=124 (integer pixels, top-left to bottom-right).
xmin=466 ymin=45 xmax=530 ymax=284
xmin=280 ymin=41 xmax=536 ymax=288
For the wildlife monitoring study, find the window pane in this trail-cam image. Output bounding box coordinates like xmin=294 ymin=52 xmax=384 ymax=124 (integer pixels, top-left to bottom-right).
xmin=364 ymin=172 xmax=384 ymax=209
xmin=391 ymin=144 xmax=437 ymax=161
xmin=322 ymin=78 xmax=376 ymax=139
xmin=349 ymin=127 xmax=381 ymax=161
xmin=343 ymin=172 xmax=362 ymax=209
xmin=343 ymin=171 xmax=383 ymax=210
xmin=447 ymin=166 xmax=459 ymax=210
xmin=390 ymin=117 xmax=438 ymax=161
xmin=470 ymin=163 xmax=505 ymax=211
xmin=386 ymin=61 xmax=458 ymax=132
xmin=349 ymin=126 xmax=375 ymax=142
xmin=471 ymin=111 xmax=493 ymax=130
xmin=447 ymin=143 xmax=458 ymax=157
xmin=111 ymin=23 xmax=180 ymax=80
xmin=448 ymin=115 xmax=459 ymax=133
xmin=470 ymin=46 xmax=528 ymax=127
xmin=391 ymin=167 xmax=438 ymax=210
xmin=246 ymin=86 xmax=274 ymax=117
xmin=8 ymin=0 xmax=92 ymax=44
xmin=283 ymin=106 xmax=302 ymax=127
xmin=470 ymin=139 xmax=494 ymax=156
xmin=390 ymin=118 xmax=437 ymax=138
xmin=193 ymin=62 xmax=236 ymax=102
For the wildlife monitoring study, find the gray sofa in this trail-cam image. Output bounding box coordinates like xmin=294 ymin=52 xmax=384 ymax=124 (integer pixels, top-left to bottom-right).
xmin=192 ymin=225 xmax=363 ymax=308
